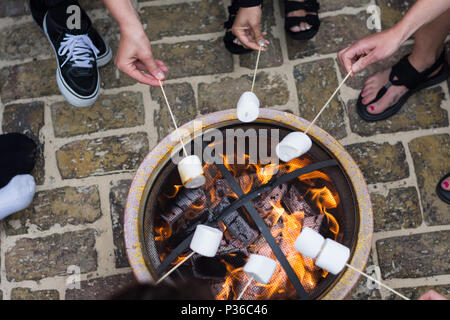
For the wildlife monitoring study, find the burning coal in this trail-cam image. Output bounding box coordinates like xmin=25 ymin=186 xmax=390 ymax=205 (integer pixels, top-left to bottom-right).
xmin=154 ymin=154 xmax=341 ymax=300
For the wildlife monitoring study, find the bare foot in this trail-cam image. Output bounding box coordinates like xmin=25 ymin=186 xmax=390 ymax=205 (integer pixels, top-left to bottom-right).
xmin=441 ymin=176 xmax=450 ymax=191
xmin=287 ymin=0 xmax=317 ymax=32
xmin=360 ymin=55 xmax=442 ymax=115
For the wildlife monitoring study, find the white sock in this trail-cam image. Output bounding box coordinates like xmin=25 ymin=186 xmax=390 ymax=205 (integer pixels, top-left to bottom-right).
xmin=0 ymin=174 xmax=36 ymax=220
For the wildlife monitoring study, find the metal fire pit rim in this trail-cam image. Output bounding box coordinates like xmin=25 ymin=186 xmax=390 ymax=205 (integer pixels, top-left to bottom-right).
xmin=124 ymin=108 xmax=373 ymax=300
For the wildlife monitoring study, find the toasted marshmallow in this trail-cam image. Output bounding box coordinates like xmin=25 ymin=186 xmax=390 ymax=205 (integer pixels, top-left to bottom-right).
xmin=237 ymin=91 xmax=260 ymax=123
xmin=243 ymin=254 xmax=277 ymax=284
xmin=177 ymin=155 xmax=206 ymax=189
xmin=294 ymin=227 xmax=325 ymax=259
xmin=189 ymin=224 xmax=223 ymax=257
xmin=276 ymin=131 xmax=312 ymax=162
xmin=315 ymin=238 xmax=350 ymax=275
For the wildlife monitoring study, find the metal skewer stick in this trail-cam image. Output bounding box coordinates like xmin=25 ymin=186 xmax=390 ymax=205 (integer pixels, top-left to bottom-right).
xmin=304 ymin=69 xmax=353 ymax=134
xmin=158 ymin=79 xmax=188 ymax=157
xmin=156 ymin=251 xmax=195 ymax=285
xmin=237 ymin=275 xmax=254 ymax=300
xmin=345 ymin=263 xmax=410 ymax=300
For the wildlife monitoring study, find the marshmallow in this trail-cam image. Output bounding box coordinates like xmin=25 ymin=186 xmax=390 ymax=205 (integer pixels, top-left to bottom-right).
xmin=243 ymin=254 xmax=277 ymax=284
xmin=276 ymin=132 xmax=312 ymax=162
xmin=177 ymin=155 xmax=206 ymax=189
xmin=294 ymin=227 xmax=325 ymax=259
xmin=237 ymin=91 xmax=260 ymax=123
xmin=189 ymin=224 xmax=223 ymax=257
xmin=315 ymin=238 xmax=350 ymax=275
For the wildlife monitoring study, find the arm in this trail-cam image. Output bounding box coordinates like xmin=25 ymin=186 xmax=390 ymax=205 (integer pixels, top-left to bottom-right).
xmin=339 ymin=0 xmax=450 ymax=73
xmin=232 ymin=0 xmax=269 ymax=51
xmin=102 ymin=0 xmax=168 ymax=86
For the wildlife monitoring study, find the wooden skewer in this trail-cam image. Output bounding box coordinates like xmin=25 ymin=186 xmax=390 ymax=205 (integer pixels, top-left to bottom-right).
xmin=345 ymin=263 xmax=410 ymax=300
xmin=304 ymin=69 xmax=353 ymax=134
xmin=237 ymin=275 xmax=254 ymax=300
xmin=156 ymin=251 xmax=195 ymax=285
xmin=158 ymin=79 xmax=188 ymax=157
xmin=250 ymin=41 xmax=264 ymax=93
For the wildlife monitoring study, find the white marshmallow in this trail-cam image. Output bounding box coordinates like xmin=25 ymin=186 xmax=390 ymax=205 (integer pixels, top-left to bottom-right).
xmin=294 ymin=227 xmax=325 ymax=259
xmin=177 ymin=155 xmax=206 ymax=189
xmin=189 ymin=224 xmax=223 ymax=257
xmin=243 ymin=254 xmax=277 ymax=284
xmin=276 ymin=132 xmax=312 ymax=162
xmin=315 ymin=238 xmax=350 ymax=275
xmin=237 ymin=91 xmax=260 ymax=123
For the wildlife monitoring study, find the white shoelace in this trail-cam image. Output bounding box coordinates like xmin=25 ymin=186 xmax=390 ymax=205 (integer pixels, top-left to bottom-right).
xmin=57 ymin=34 xmax=100 ymax=68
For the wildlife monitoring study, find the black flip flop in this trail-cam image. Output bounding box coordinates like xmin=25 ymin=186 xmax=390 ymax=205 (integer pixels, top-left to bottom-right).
xmin=223 ymin=2 xmax=253 ymax=55
xmin=284 ymin=0 xmax=320 ymax=40
xmin=436 ymin=173 xmax=450 ymax=205
xmin=357 ymin=50 xmax=450 ymax=122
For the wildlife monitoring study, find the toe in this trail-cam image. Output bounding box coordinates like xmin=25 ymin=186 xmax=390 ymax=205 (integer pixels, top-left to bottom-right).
xmin=441 ymin=177 xmax=450 ymax=191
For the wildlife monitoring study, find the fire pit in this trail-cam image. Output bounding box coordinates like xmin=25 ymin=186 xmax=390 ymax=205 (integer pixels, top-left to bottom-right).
xmin=124 ymin=109 xmax=373 ymax=300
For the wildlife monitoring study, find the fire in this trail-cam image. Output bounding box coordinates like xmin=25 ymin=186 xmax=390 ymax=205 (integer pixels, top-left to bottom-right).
xmin=307 ymin=187 xmax=340 ymax=237
xmin=164 ymin=184 xmax=182 ymax=199
xmin=157 ymin=152 xmax=341 ymax=300
xmin=154 ymin=223 xmax=172 ymax=241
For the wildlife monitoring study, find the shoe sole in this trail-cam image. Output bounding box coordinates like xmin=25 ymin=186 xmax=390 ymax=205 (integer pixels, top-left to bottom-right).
xmin=43 ymin=13 xmax=100 ymax=108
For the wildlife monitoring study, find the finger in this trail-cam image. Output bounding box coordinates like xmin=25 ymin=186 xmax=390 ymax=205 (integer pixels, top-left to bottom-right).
xmin=233 ymin=29 xmax=260 ymax=51
xmin=236 ymin=33 xmax=259 ymax=50
xmin=352 ymin=52 xmax=377 ymax=73
xmin=251 ymin=22 xmax=264 ymax=44
xmin=155 ymin=59 xmax=169 ymax=72
xmin=140 ymin=53 xmax=165 ymax=80
xmin=338 ymin=46 xmax=356 ymax=74
xmin=123 ymin=65 xmax=161 ymax=86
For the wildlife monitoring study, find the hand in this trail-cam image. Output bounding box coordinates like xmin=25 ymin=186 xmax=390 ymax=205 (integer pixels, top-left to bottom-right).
xmin=418 ymin=290 xmax=448 ymax=300
xmin=231 ymin=6 xmax=269 ymax=51
xmin=115 ymin=26 xmax=168 ymax=86
xmin=338 ymin=28 xmax=403 ymax=74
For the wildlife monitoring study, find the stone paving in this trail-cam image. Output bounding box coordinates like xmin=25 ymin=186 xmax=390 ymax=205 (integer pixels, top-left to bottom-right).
xmin=0 ymin=0 xmax=449 ymax=300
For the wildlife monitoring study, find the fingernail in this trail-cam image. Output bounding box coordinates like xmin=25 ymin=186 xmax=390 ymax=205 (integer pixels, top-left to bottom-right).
xmin=444 ymin=181 xmax=449 ymax=188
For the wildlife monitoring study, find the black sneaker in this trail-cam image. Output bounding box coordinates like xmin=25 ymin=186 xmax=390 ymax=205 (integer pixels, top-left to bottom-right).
xmin=43 ymin=10 xmax=100 ymax=107
xmin=87 ymin=25 xmax=112 ymax=67
xmin=29 ymin=0 xmax=112 ymax=68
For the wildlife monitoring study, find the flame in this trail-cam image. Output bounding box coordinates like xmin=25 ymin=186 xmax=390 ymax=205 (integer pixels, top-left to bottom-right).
xmin=255 ymin=163 xmax=279 ymax=185
xmin=154 ymin=223 xmax=172 ymax=242
xmin=160 ymin=153 xmax=342 ymax=300
xmin=307 ymin=187 xmax=340 ymax=237
xmin=164 ymin=184 xmax=183 ymax=199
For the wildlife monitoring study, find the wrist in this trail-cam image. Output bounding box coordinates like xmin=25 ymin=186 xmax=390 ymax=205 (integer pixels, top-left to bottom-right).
xmin=119 ymin=22 xmax=146 ymax=38
xmin=393 ymin=15 xmax=417 ymax=44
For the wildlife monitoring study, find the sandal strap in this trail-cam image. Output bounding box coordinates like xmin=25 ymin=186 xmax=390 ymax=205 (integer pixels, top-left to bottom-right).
xmin=238 ymin=0 xmax=263 ymax=7
xmin=285 ymin=14 xmax=320 ymax=28
xmin=390 ymin=51 xmax=446 ymax=90
xmin=285 ymin=0 xmax=320 ymax=14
